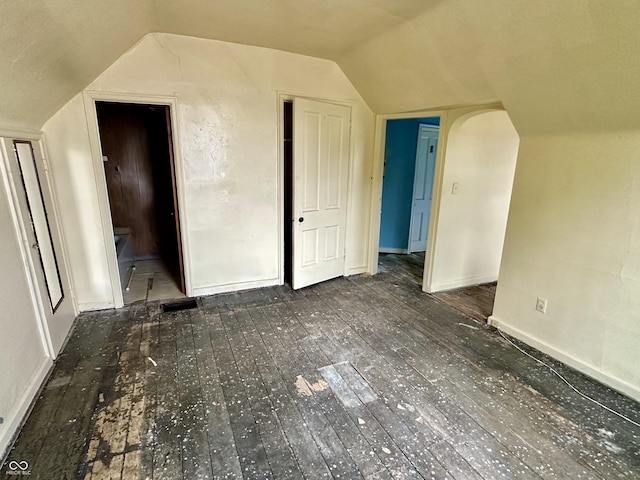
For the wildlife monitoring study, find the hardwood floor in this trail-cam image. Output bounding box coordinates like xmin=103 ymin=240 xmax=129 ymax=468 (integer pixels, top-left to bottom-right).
xmin=2 ymin=256 xmax=640 ymax=479
xmin=431 ymin=283 xmax=496 ymax=323
xmin=379 ymin=252 xmax=496 ymax=322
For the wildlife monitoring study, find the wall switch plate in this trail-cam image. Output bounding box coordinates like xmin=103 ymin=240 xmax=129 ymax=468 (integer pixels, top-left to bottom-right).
xmin=536 ymin=297 xmax=547 ymax=313
xmin=452 ymin=182 xmax=459 ymax=194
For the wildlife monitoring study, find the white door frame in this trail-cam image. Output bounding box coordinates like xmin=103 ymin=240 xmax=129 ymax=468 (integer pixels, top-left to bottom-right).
xmin=407 ymin=124 xmax=439 ymax=254
xmin=83 ymin=91 xmax=192 ymax=308
xmin=276 ymin=92 xmax=356 ymax=285
xmin=368 ymin=111 xmax=447 ymax=293
xmin=0 ymin=131 xmax=56 ymax=357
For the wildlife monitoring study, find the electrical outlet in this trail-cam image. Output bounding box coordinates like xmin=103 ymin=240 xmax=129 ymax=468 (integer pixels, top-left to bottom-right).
xmin=535 ymin=297 xmax=547 ymax=313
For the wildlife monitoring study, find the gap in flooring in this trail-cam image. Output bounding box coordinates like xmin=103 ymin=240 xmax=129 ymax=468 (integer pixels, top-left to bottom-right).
xmin=2 ymin=256 xmax=640 ymax=479
xmin=123 ymin=258 xmax=185 ymax=305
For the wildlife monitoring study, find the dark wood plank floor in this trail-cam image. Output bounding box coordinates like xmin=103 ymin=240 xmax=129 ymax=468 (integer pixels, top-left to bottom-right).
xmin=3 ymin=256 xmax=640 ymax=479
xmin=431 ymin=283 xmax=496 ymax=323
xmin=379 ymin=252 xmax=496 ymax=322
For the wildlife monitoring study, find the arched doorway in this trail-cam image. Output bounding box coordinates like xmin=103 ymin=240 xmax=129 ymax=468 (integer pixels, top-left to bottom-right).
xmin=429 ymin=109 xmax=520 ymax=321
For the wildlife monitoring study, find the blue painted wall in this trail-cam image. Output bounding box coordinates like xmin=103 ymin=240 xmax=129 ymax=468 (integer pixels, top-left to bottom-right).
xmin=380 ymin=117 xmax=440 ymax=251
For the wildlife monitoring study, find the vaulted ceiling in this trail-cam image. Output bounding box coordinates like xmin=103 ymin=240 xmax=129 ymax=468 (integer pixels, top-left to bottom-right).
xmin=2 ymin=0 xmax=640 ymax=134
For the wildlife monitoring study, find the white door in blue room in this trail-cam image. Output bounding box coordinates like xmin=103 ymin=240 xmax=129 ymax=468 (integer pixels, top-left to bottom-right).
xmin=292 ymin=98 xmax=351 ymax=289
xmin=408 ymin=125 xmax=438 ymax=253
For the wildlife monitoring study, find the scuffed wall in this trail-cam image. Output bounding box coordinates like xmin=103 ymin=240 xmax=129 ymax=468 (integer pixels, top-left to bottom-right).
xmin=44 ymin=33 xmax=374 ymax=308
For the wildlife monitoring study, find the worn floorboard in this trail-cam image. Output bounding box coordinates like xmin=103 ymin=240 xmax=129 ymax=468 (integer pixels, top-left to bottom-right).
xmin=432 ymin=283 xmax=497 ymax=323
xmin=379 ymin=252 xmax=496 ymax=323
xmin=2 ymin=256 xmax=640 ymax=479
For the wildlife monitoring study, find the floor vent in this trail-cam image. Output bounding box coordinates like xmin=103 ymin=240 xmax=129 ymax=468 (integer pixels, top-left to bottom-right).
xmin=161 ymin=298 xmax=198 ymax=312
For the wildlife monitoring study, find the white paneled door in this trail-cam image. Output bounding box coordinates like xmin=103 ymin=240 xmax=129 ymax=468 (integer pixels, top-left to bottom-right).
xmin=408 ymin=125 xmax=438 ymax=253
xmin=292 ymin=98 xmax=351 ymax=290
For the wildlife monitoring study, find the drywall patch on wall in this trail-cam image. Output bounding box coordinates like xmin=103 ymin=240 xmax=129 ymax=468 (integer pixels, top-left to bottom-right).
xmin=43 ymin=33 xmax=374 ymax=307
xmin=430 ymin=110 xmax=519 ymax=292
xmin=379 ymin=117 xmax=439 ymax=251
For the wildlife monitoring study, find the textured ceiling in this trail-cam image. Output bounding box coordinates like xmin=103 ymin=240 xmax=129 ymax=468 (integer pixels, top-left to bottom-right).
xmin=0 ymin=0 xmax=152 ymax=130
xmin=1 ymin=0 xmax=640 ymax=134
xmin=340 ymin=1 xmax=640 ymax=133
xmin=153 ymin=0 xmax=437 ymax=59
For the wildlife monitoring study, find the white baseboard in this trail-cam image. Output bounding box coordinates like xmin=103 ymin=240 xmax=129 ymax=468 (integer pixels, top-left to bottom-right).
xmin=346 ymin=265 xmax=367 ymax=276
xmin=0 ymin=357 xmax=52 ymax=460
xmin=379 ymin=247 xmax=408 ymax=254
xmin=430 ymin=274 xmax=497 ymax=293
xmin=78 ymin=300 xmax=115 ymax=312
xmin=488 ymin=315 xmax=640 ymax=403
xmin=191 ymin=277 xmax=279 ymax=298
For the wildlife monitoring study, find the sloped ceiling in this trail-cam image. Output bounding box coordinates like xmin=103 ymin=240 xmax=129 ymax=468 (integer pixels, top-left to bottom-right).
xmin=2 ymin=0 xmax=640 ymax=134
xmin=0 ymin=0 xmax=152 ymax=130
xmin=340 ymin=1 xmax=640 ymax=134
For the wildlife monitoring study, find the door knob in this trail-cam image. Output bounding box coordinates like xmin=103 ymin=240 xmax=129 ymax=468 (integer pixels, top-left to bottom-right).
xmin=298 ymin=217 xmax=304 ymax=223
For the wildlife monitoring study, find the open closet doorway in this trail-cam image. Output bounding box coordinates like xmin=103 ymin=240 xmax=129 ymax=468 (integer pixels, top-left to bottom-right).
xmin=378 ymin=117 xmax=440 ymax=286
xmin=283 ymin=101 xmax=293 ymax=286
xmin=96 ymin=101 xmax=185 ymax=305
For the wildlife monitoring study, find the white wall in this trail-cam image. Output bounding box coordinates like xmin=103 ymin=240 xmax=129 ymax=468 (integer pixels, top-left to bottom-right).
xmin=429 ymin=110 xmax=519 ymax=291
xmin=490 ymin=131 xmax=640 ymax=402
xmin=44 ymin=96 xmax=115 ymax=310
xmin=44 ymin=33 xmax=374 ymax=309
xmin=0 ymin=158 xmax=51 ymax=458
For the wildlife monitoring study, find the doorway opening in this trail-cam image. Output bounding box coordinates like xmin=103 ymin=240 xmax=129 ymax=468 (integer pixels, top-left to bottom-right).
xmin=283 ymin=100 xmax=293 ymax=286
xmin=425 ymin=109 xmax=519 ymax=322
xmin=374 ymin=109 xmax=520 ymax=322
xmin=96 ymin=101 xmax=185 ymax=305
xmin=378 ymin=117 xmax=440 ymax=287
